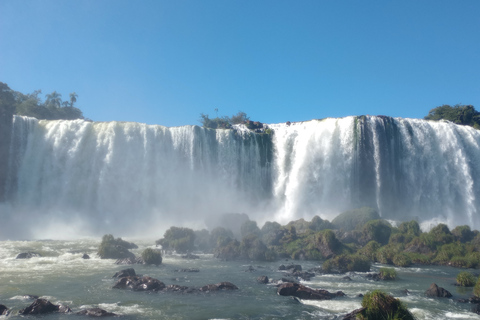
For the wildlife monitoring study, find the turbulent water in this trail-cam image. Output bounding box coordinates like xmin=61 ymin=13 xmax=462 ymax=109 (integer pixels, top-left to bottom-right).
xmin=0 ymin=239 xmax=479 ymax=320
xmin=2 ymin=115 xmax=480 ymax=238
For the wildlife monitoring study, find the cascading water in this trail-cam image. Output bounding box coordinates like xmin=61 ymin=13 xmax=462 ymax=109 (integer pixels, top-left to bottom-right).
xmin=2 ymin=115 xmax=480 ymax=239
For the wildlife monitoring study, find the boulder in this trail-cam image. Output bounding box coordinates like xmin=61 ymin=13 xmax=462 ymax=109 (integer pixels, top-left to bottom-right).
xmin=113 ymin=276 xmax=165 ymax=292
xmin=257 ymin=276 xmax=269 ymax=284
xmin=0 ymin=304 xmax=9 ymax=315
xmin=16 ymin=252 xmax=40 ymax=259
xmin=82 ymin=253 xmax=90 ymax=259
xmin=277 ymin=282 xmax=343 ymax=300
xmin=77 ymin=307 xmax=116 ymax=317
xmin=200 ymin=281 xmax=238 ymax=292
xmin=19 ymin=298 xmax=71 ymax=315
xmin=425 ymin=283 xmax=452 ymax=298
xmin=113 ymin=268 xmax=136 ymax=278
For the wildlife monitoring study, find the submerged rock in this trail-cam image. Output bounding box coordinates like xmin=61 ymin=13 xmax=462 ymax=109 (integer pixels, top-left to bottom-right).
xmin=425 ymin=283 xmax=452 ymax=298
xmin=199 ymin=282 xmax=239 ymax=292
xmin=77 ymin=307 xmax=116 ymax=317
xmin=19 ymin=298 xmax=71 ymax=315
xmin=277 ymin=282 xmax=344 ymax=300
xmin=16 ymin=252 xmax=40 ymax=259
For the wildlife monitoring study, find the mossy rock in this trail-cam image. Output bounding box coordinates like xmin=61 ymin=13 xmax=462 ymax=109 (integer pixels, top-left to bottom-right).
xmin=141 ymin=248 xmax=162 ymax=265
xmin=322 ymin=254 xmax=370 ymax=273
xmin=456 ymin=271 xmax=476 ymax=287
xmin=357 ymin=290 xmax=415 ymax=320
xmin=331 ymin=207 xmax=380 ymax=231
xmin=97 ymin=234 xmax=136 ymax=260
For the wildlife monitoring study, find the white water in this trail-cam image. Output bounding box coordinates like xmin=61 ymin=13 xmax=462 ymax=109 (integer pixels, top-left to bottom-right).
xmin=3 ymin=116 xmax=480 ymax=239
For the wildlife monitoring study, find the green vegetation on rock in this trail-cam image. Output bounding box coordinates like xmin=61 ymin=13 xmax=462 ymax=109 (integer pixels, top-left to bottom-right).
xmin=97 ymin=234 xmax=137 ymax=259
xmin=156 ymin=227 xmax=196 ymax=253
xmin=141 ymin=248 xmax=163 ymax=265
xmin=425 ymin=104 xmax=480 ymax=129
xmin=331 ymin=207 xmax=380 ymax=231
xmin=456 ymin=271 xmax=476 ymax=287
xmin=379 ymin=267 xmax=397 ymax=280
xmin=358 ymin=290 xmax=415 ymax=320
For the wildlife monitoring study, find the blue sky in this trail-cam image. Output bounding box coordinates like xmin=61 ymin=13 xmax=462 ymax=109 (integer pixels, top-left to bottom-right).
xmin=1 ymin=0 xmax=479 ymax=127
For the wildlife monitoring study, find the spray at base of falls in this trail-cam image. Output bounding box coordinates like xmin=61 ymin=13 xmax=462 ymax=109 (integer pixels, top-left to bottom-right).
xmin=2 ymin=115 xmax=480 ymax=239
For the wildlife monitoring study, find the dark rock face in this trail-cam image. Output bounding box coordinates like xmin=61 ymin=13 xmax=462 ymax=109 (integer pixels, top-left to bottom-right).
xmin=257 ymin=276 xmax=269 ymax=284
xmin=77 ymin=307 xmax=116 ymax=317
xmin=16 ymin=252 xmax=40 ymax=259
xmin=113 ymin=268 xmax=136 ymax=278
xmin=277 ymin=282 xmax=343 ymax=300
xmin=19 ymin=298 xmax=71 ymax=315
xmin=113 ymin=276 xmax=166 ymax=292
xmin=425 ymin=283 xmax=452 ymax=298
xmin=82 ymin=253 xmax=90 ymax=259
xmin=0 ymin=304 xmax=9 ymax=315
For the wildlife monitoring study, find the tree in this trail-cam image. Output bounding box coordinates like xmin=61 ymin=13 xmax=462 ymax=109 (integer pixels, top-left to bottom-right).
xmin=45 ymin=91 xmax=62 ymax=109
xmin=69 ymin=92 xmax=78 ymax=107
xmin=425 ymin=104 xmax=480 ymax=129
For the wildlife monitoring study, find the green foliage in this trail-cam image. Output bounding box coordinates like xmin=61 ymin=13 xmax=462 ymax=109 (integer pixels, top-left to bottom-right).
xmin=425 ymin=104 xmax=480 ymax=128
xmin=97 ymin=234 xmax=136 ymax=259
xmin=331 ymin=207 xmax=380 ymax=231
xmin=376 ymin=243 xmax=403 ymax=265
xmin=239 ymin=234 xmax=270 ymax=260
xmin=199 ymin=111 xmax=264 ymax=131
xmin=474 ymin=276 xmax=480 ymax=297
xmin=214 ymin=238 xmax=241 ymax=260
xmin=392 ymin=252 xmax=412 ymax=267
xmin=0 ymin=82 xmax=16 ymax=118
xmin=433 ymin=242 xmax=466 ymax=265
xmin=359 ymin=290 xmax=415 ymax=320
xmin=194 ymin=229 xmax=213 ymax=253
xmin=141 ymin=248 xmax=162 ymax=265
xmin=452 ymin=225 xmax=474 ymax=243
xmin=358 ymin=241 xmax=381 ymax=262
xmin=286 ymin=218 xmax=311 ymax=234
xmin=260 ymin=221 xmax=283 ymax=246
xmin=402 ymin=252 xmax=431 ymax=265
xmin=156 ymin=227 xmax=195 ymax=253
xmin=361 ymin=220 xmax=392 ymax=245
xmin=240 ymin=220 xmax=261 ymax=238
xmin=308 ymin=215 xmax=333 ymax=231
xmin=398 ymin=220 xmax=421 ymax=237
xmin=379 ymin=267 xmax=397 ymax=280
xmin=322 ymin=254 xmax=371 ymax=273
xmin=456 ymin=271 xmax=476 ymax=287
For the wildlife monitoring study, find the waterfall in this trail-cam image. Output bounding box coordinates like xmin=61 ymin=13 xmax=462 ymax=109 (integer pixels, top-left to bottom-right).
xmin=3 ymin=115 xmax=480 ymax=238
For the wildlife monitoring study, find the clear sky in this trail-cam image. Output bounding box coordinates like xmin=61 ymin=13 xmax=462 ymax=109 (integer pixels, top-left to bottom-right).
xmin=1 ymin=0 xmax=479 ymax=127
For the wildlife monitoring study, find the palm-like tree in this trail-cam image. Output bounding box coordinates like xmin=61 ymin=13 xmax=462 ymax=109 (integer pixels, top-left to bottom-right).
xmin=69 ymin=92 xmax=78 ymax=107
xmin=45 ymin=91 xmax=62 ymax=108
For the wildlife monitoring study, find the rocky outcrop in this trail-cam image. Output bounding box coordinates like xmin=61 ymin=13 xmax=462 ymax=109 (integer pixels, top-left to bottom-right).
xmin=16 ymin=252 xmax=40 ymax=259
xmin=257 ymin=276 xmax=269 ymax=284
xmin=199 ymin=282 xmax=238 ymax=292
xmin=277 ymin=282 xmax=344 ymax=300
xmin=113 ymin=276 xmax=165 ymax=292
xmin=425 ymin=283 xmax=452 ymax=298
xmin=82 ymin=253 xmax=90 ymax=259
xmin=77 ymin=307 xmax=116 ymax=317
xmin=19 ymin=298 xmax=71 ymax=315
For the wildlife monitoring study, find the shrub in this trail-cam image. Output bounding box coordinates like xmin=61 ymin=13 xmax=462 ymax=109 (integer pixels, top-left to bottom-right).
xmin=392 ymin=252 xmax=412 ymax=267
xmin=452 ymin=225 xmax=474 ymax=243
xmin=376 ymin=243 xmax=403 ymax=265
xmin=156 ymin=226 xmax=195 ymax=253
xmin=358 ymin=290 xmax=415 ymax=320
xmin=456 ymin=271 xmax=476 ymax=287
xmin=358 ymin=241 xmax=381 ymax=262
xmin=141 ymin=248 xmax=162 ymax=265
xmin=97 ymin=234 xmax=136 ymax=260
xmin=379 ymin=267 xmax=397 ymax=280
xmin=360 ymin=220 xmax=392 ymax=245
xmin=474 ymin=277 xmax=480 ymax=297
xmin=322 ymin=254 xmax=370 ymax=273
xmin=398 ymin=220 xmax=421 ymax=237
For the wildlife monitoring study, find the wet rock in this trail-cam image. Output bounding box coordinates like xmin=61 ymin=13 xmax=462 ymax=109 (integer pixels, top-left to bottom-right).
xmin=82 ymin=253 xmax=90 ymax=259
xmin=0 ymin=304 xmax=9 ymax=315
xmin=290 ymin=271 xmax=315 ymax=281
xmin=113 ymin=276 xmax=165 ymax=292
xmin=113 ymin=268 xmax=136 ymax=278
xmin=425 ymin=283 xmax=452 ymax=298
xmin=472 ymin=303 xmax=480 ymax=315
xmin=77 ymin=307 xmax=116 ymax=317
xmin=277 ymin=282 xmax=343 ymax=300
xmin=342 ymin=276 xmax=352 ymax=281
xmin=23 ymin=294 xmax=39 ymax=300
xmin=199 ymin=281 xmax=238 ymax=292
xmin=19 ymin=298 xmax=71 ymax=315
xmin=16 ymin=252 xmax=40 ymax=259
xmin=365 ymin=273 xmax=382 ymax=281
xmin=245 ymin=265 xmax=256 ymax=272
xmin=164 ymin=284 xmax=197 ymax=293
xmin=279 ymin=264 xmax=302 ymax=272
xmin=257 ymin=276 xmax=269 ymax=284
xmin=343 ymin=307 xmax=366 ymax=320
